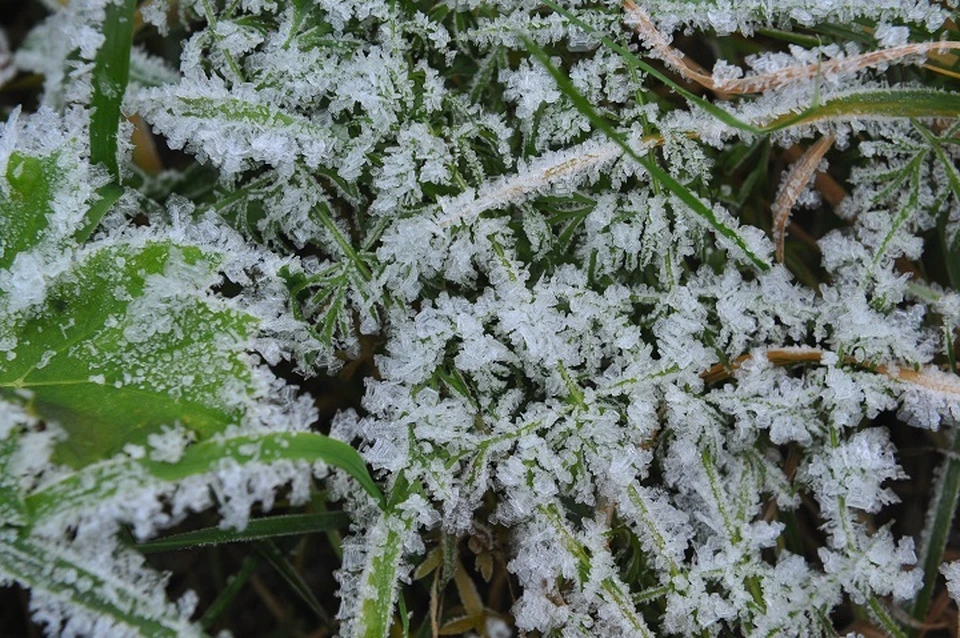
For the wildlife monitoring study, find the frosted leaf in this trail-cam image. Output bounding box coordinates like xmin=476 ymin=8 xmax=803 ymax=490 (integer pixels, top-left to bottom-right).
xmin=895 ymin=365 xmax=960 ymax=429
xmin=799 ymin=428 xmax=905 ymax=548
xmin=0 ymin=239 xmax=265 ymax=467
xmin=633 ymin=0 xmax=948 ymax=34
xmin=819 ymin=528 xmax=921 ymax=603
xmin=0 ymin=533 xmax=204 ymax=637
xmin=942 ymin=561 xmax=960 ymax=607
xmin=133 ymin=77 xmax=341 ymax=177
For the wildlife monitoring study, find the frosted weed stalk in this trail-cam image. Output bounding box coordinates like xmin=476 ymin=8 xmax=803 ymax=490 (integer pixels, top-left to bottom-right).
xmin=1 ymin=0 xmax=960 ymax=635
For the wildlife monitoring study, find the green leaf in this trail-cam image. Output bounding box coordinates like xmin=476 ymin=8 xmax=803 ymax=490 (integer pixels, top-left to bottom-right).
xmin=0 ymin=241 xmax=257 ymax=468
xmin=0 ymin=534 xmax=206 ymax=637
xmin=0 ymin=151 xmax=63 ymax=269
xmin=89 ymin=0 xmax=136 ymax=179
xmin=25 ymin=431 xmax=385 ymax=520
xmin=136 ymin=511 xmax=351 ymax=553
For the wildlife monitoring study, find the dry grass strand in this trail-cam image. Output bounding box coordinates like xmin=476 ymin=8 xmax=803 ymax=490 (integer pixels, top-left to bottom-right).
xmin=773 ymin=134 xmax=835 ymax=262
xmin=623 ymin=0 xmax=960 ymax=95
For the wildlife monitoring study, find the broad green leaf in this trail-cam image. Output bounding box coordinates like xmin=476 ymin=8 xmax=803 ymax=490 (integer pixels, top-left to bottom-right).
xmin=0 ymin=534 xmax=205 ymax=637
xmin=0 ymin=152 xmax=63 ymax=269
xmin=0 ymin=241 xmax=257 ymax=468
xmin=25 ymin=431 xmax=385 ymax=520
xmin=136 ymin=511 xmax=351 ymax=553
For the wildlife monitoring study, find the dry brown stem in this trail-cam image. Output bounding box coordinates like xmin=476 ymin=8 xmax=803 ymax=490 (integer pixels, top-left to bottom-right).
xmin=623 ymin=0 xmax=960 ymax=95
xmin=772 ymin=134 xmax=835 ymax=262
xmin=701 ymin=347 xmax=960 ymax=403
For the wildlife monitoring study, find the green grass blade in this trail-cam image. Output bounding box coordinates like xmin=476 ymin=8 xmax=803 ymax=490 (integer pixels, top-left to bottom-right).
xmin=523 ymin=37 xmax=771 ymax=272
xmin=25 ymin=431 xmax=385 ymax=520
xmin=255 ymin=539 xmax=332 ymax=625
xmin=77 ymin=0 xmax=135 ymax=244
xmin=199 ymin=556 xmax=258 ymax=629
xmin=765 ymin=89 xmax=960 ymax=131
xmin=911 ymin=433 xmax=960 ymax=630
xmin=136 ymin=511 xmax=351 ymax=553
xmin=74 ymin=182 xmax=124 ymax=243
xmin=357 ymin=515 xmax=407 ymax=638
xmin=354 ymin=477 xmax=415 ymax=638
xmin=940 ymin=215 xmax=960 ymax=290
xmin=89 ymin=0 xmax=136 ymax=179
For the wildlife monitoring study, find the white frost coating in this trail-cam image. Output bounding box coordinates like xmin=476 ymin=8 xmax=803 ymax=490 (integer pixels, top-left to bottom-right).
xmin=942 ymin=561 xmax=960 ymax=606
xmin=5 ymin=0 xmax=960 ymax=635
xmin=146 ymin=425 xmax=195 ymax=463
xmin=634 ymin=0 xmax=947 ymax=34
xmin=133 ymin=77 xmax=341 ymax=178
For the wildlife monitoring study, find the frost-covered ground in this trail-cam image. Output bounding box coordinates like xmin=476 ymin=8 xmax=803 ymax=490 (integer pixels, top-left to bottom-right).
xmin=1 ymin=0 xmax=960 ymax=636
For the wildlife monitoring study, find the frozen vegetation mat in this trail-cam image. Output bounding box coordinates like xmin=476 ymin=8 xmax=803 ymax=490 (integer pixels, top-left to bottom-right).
xmin=1 ymin=0 xmax=960 ymax=635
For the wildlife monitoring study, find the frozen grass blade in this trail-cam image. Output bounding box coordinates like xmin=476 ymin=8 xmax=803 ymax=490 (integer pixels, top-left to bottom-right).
xmin=764 ymin=88 xmax=960 ymax=130
xmin=0 ymin=535 xmax=206 ymax=637
xmin=136 ymin=511 xmax=351 ymax=553
xmin=541 ymin=503 xmax=654 ymax=638
xmin=911 ymin=431 xmax=960 ymax=632
xmin=79 ymin=0 xmax=135 ymax=242
xmin=89 ymin=0 xmax=135 ymax=179
xmin=349 ymin=477 xmax=420 ymax=638
xmin=25 ymin=432 xmax=385 ymax=520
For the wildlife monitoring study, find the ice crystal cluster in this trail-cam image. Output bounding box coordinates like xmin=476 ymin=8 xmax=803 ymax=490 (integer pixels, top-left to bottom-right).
xmin=1 ymin=0 xmax=960 ymax=635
